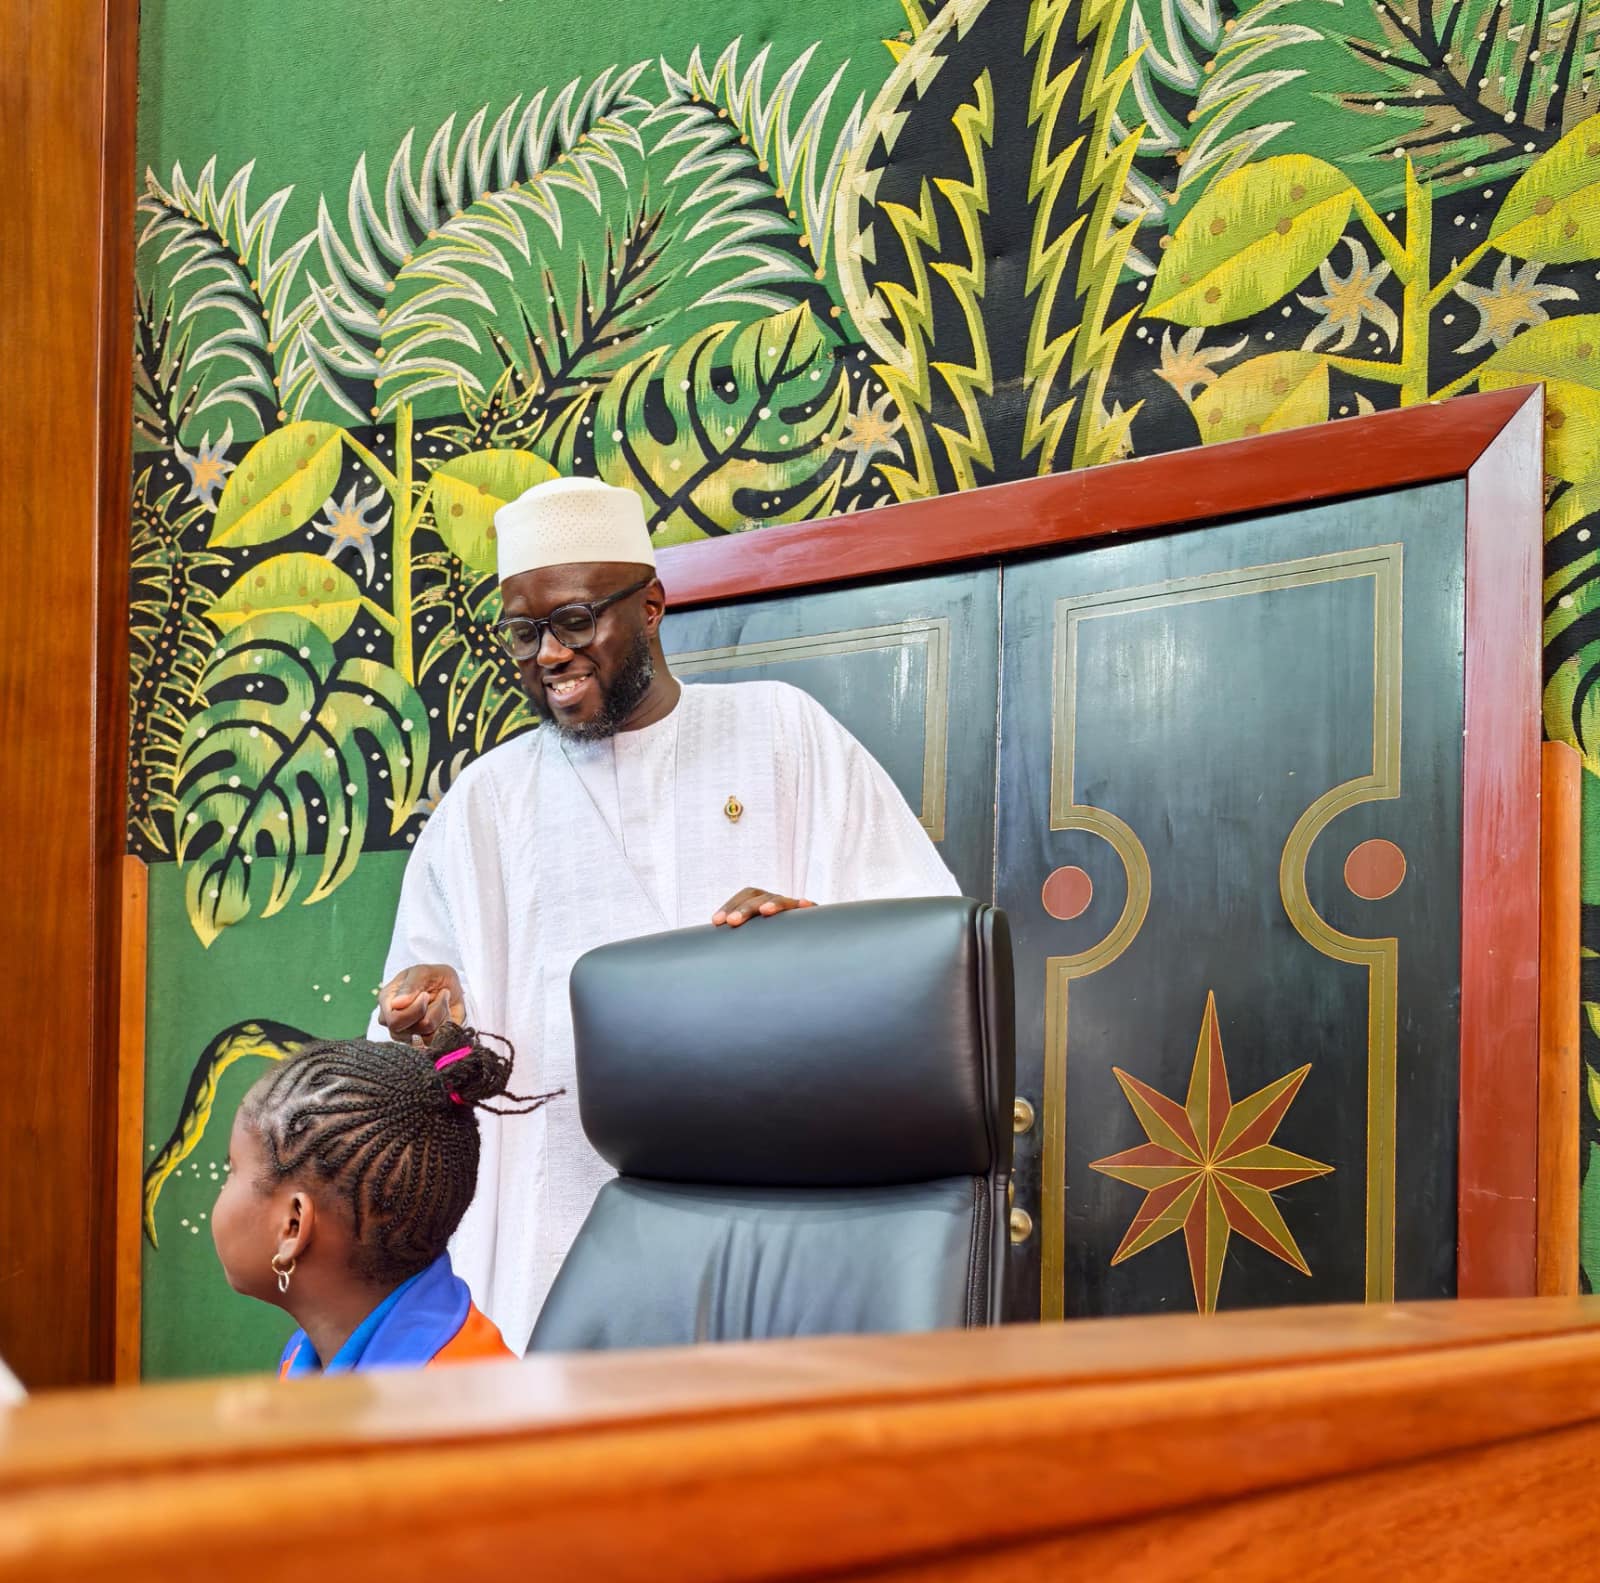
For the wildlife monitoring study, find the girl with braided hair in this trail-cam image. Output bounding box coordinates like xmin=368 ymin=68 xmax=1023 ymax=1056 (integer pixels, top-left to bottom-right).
xmin=210 ymin=1022 xmax=555 ymax=1376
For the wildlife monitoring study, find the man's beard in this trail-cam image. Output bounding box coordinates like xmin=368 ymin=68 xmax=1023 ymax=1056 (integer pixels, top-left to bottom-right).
xmin=546 ymin=629 xmax=656 ymax=742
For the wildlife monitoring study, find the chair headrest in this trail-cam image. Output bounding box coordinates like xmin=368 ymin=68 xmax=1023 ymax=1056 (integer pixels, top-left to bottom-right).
xmin=568 ymin=897 xmax=1014 ymax=1187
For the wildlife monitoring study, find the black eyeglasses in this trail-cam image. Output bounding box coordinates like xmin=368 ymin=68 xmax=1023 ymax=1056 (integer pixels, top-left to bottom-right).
xmin=490 ymin=574 xmax=655 ymax=660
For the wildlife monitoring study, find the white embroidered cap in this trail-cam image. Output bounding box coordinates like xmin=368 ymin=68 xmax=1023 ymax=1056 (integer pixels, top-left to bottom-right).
xmin=493 ymin=476 xmax=655 ymax=583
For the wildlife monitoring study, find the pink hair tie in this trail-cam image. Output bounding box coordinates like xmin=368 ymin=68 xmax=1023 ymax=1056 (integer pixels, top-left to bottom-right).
xmin=434 ymin=1046 xmax=471 ymax=1104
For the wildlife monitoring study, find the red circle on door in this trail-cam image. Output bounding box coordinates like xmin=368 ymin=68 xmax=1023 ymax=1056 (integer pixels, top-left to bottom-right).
xmin=1041 ymin=866 xmax=1094 ymax=920
xmin=1344 ymin=839 xmax=1407 ymax=900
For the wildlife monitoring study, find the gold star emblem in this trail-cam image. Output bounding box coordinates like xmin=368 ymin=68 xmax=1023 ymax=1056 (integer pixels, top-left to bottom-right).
xmin=1089 ymin=992 xmax=1332 ymax=1313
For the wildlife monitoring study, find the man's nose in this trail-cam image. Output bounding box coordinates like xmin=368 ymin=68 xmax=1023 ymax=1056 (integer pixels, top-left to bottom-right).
xmin=535 ymin=625 xmax=576 ymax=668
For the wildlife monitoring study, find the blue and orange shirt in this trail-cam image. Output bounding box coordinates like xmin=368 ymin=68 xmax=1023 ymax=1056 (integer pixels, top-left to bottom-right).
xmin=278 ymin=1252 xmax=513 ymax=1377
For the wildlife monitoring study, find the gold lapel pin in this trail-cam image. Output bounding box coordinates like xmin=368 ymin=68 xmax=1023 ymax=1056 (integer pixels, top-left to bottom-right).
xmin=724 ymin=795 xmax=743 ymax=824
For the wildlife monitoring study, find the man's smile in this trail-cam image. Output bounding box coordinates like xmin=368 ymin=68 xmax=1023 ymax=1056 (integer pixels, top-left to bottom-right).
xmin=543 ymin=672 xmax=594 ymax=708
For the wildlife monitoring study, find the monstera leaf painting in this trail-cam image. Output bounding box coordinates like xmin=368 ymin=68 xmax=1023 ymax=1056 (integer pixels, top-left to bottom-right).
xmin=581 ymin=304 xmax=850 ymax=541
xmin=174 ymin=615 xmax=428 ymax=945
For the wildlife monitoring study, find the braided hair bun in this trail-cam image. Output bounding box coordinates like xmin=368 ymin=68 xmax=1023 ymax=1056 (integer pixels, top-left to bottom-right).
xmin=241 ymin=1022 xmax=558 ymax=1285
xmin=425 ymin=1022 xmax=518 ymax=1109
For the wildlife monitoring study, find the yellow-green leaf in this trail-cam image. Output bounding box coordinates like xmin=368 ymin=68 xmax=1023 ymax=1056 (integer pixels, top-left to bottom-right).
xmin=1480 ymin=314 xmax=1600 ymax=393
xmin=1189 ymin=351 xmax=1329 ymax=444
xmin=430 ymin=450 xmax=559 ymax=574
xmin=1489 ymin=115 xmax=1600 ymax=263
xmin=206 ymin=553 xmax=365 ymax=641
xmin=1587 ymin=1061 xmax=1600 ymax=1122
xmin=210 ymin=423 xmax=346 ymax=548
xmin=1541 ymin=382 xmax=1600 ymax=486
xmin=1147 ymin=156 xmax=1357 ymax=327
xmin=1481 ymin=371 xmax=1600 ymax=485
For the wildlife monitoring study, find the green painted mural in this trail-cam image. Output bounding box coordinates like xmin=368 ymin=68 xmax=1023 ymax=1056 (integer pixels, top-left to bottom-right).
xmin=132 ymin=0 xmax=1600 ymax=1375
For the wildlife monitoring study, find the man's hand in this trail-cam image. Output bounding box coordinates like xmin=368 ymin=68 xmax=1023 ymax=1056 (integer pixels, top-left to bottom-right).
xmin=378 ymin=964 xmax=466 ymax=1042
xmin=712 ymin=888 xmax=816 ymax=928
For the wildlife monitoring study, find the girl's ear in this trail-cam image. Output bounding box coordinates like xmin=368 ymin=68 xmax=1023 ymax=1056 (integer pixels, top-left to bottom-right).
xmin=274 ymin=1190 xmax=316 ymax=1267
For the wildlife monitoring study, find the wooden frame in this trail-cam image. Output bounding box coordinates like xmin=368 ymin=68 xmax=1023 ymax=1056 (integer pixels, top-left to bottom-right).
xmin=660 ymin=386 xmax=1550 ymax=1299
xmin=115 ymin=857 xmax=150 ymax=1382
xmin=0 ymin=0 xmax=139 ymax=1387
xmin=7 ymin=1298 xmax=1600 ymax=1580
xmin=1539 ymin=741 xmax=1583 ymax=1296
xmin=100 ymin=1 xmax=142 ymax=1384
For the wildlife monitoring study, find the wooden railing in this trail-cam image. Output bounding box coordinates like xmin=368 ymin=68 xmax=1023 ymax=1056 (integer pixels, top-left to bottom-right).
xmin=5 ymin=1299 xmax=1600 ymax=1580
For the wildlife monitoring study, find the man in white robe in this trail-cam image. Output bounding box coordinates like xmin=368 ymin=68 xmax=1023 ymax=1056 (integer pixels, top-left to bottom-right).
xmin=371 ymin=476 xmax=960 ymax=1349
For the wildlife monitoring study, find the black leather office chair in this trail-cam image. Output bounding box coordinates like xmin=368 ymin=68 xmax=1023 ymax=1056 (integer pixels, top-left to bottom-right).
xmin=528 ymin=897 xmax=1015 ymax=1352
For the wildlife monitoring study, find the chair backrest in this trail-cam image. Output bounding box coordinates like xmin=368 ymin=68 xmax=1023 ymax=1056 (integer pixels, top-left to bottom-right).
xmin=528 ymin=897 xmax=1015 ymax=1352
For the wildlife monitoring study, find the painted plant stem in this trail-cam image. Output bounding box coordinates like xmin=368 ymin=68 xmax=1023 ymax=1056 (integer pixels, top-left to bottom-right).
xmin=1340 ymin=165 xmax=1432 ymax=404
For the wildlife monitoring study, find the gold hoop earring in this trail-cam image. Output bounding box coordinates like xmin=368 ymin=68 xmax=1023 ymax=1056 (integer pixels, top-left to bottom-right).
xmin=270 ymin=1254 xmax=296 ymax=1294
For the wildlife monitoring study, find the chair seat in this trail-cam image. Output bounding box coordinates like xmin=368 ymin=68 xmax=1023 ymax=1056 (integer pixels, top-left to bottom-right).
xmin=530 ymin=1176 xmax=993 ymax=1352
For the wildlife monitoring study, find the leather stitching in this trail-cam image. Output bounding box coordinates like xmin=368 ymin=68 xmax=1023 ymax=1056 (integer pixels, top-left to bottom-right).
xmin=965 ymin=1175 xmax=985 ymax=1326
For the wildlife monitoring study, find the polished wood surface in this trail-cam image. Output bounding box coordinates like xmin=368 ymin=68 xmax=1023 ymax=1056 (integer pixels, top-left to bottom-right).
xmin=866 ymin=1419 xmax=1599 ymax=1581
xmin=1538 ymin=742 xmax=1582 ymax=1297
xmin=4 ymin=1301 xmax=1600 ymax=1580
xmin=1458 ymin=389 xmax=1546 ymax=1297
xmin=0 ymin=0 xmax=138 ymax=1387
xmin=657 ymin=386 xmax=1538 ymax=607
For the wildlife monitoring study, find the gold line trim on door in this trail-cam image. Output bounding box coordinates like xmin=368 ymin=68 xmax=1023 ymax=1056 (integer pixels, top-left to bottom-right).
xmin=1039 ymin=545 xmax=1404 ymax=1321
xmin=1278 ymin=547 xmax=1404 ymax=1303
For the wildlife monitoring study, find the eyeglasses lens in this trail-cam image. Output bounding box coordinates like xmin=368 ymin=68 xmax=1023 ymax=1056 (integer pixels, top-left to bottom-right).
xmin=497 ymin=606 xmax=598 ymax=659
